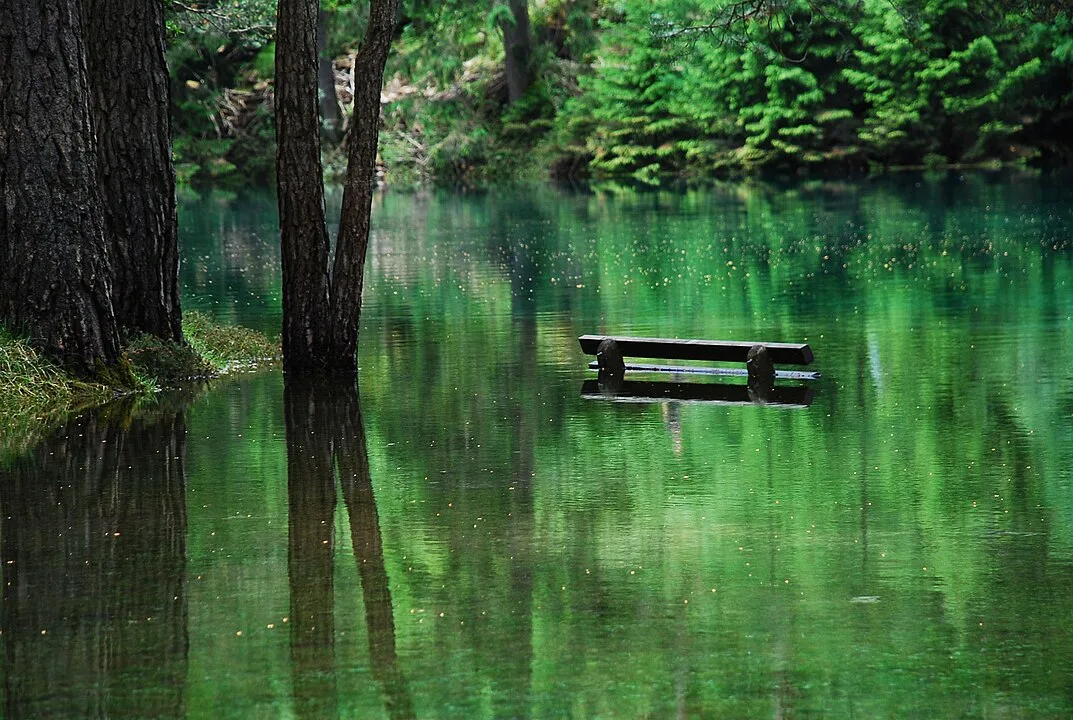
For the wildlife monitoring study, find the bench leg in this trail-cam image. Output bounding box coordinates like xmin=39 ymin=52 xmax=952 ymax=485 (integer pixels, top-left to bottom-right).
xmin=596 ymin=338 xmax=625 ymax=390
xmin=746 ymin=344 xmax=775 ymax=387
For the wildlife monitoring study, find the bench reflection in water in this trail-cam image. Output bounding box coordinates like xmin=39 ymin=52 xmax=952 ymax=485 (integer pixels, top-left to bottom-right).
xmin=580 ymin=378 xmax=814 ymax=408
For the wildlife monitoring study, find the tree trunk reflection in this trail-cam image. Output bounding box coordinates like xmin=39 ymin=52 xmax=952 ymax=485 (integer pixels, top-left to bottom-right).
xmin=336 ymin=383 xmax=415 ymax=720
xmin=284 ymin=378 xmax=414 ymax=719
xmin=0 ymin=398 xmax=189 ymax=718
xmin=285 ymin=379 xmax=339 ymax=719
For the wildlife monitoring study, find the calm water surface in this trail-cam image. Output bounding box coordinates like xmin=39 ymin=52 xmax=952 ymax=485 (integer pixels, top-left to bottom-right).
xmin=3 ymin=172 xmax=1073 ymax=718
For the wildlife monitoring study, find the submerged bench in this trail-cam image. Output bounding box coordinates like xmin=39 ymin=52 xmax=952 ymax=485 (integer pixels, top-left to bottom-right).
xmin=578 ymin=334 xmax=819 ymax=383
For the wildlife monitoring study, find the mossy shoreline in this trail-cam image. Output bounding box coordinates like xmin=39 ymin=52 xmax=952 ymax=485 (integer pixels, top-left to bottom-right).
xmin=0 ymin=310 xmax=279 ymax=456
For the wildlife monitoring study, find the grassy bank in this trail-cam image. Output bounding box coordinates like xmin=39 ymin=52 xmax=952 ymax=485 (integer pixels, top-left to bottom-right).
xmin=1 ymin=311 xmax=279 ymax=459
xmin=125 ymin=310 xmax=279 ymax=383
xmin=0 ymin=326 xmax=119 ymax=421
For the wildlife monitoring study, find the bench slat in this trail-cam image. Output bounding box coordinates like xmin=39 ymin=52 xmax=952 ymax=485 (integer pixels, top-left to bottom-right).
xmin=586 ymin=361 xmax=820 ymax=380
xmin=578 ymin=335 xmax=814 ymax=366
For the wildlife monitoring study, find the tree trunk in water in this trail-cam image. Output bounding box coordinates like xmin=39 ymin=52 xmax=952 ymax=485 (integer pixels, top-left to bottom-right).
xmin=331 ymin=0 xmax=399 ymax=370
xmin=501 ymin=0 xmax=532 ymax=104
xmin=276 ymin=0 xmax=333 ymax=372
xmin=317 ymin=10 xmax=344 ymax=144
xmin=83 ymin=0 xmax=182 ymax=343
xmin=0 ymin=0 xmax=123 ymax=375
xmin=276 ymin=0 xmax=397 ymax=374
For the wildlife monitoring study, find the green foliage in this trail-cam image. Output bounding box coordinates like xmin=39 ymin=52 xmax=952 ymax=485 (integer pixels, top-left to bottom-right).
xmin=567 ymin=7 xmax=700 ymax=179
xmin=166 ymin=0 xmax=276 ymax=42
xmin=554 ymin=0 xmax=1073 ymax=177
xmin=843 ymin=0 xmax=1073 ymax=164
xmin=166 ymin=1 xmax=277 ymax=187
xmin=164 ymin=0 xmax=1073 ymax=183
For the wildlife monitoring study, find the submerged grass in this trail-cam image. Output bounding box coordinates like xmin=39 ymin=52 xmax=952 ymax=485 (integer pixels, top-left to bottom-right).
xmin=0 ymin=328 xmax=119 ymax=463
xmin=181 ymin=310 xmax=279 ymax=373
xmin=1 ymin=313 xmax=279 ymax=463
xmin=0 ymin=327 xmax=118 ymax=413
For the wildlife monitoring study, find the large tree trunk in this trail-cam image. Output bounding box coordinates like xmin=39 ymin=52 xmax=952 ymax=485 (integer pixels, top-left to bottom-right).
xmin=330 ymin=0 xmax=399 ymax=370
xmin=501 ymin=0 xmax=532 ymax=104
xmin=0 ymin=0 xmax=123 ymax=375
xmin=276 ymin=0 xmax=333 ymax=372
xmin=83 ymin=0 xmax=182 ymax=343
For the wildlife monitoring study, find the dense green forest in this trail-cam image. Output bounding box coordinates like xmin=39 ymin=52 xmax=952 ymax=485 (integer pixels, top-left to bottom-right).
xmin=168 ymin=0 xmax=1073 ymax=186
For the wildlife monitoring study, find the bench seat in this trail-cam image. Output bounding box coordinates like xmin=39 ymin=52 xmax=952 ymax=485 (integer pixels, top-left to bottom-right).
xmin=578 ymin=335 xmax=814 ymax=366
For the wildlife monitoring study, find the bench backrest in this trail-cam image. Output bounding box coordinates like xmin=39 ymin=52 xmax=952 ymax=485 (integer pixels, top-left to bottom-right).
xmin=578 ymin=335 xmax=814 ymax=366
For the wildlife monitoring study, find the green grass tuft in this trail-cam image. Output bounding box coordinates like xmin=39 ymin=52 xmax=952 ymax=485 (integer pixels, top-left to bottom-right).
xmin=125 ymin=333 xmax=215 ymax=386
xmin=124 ymin=311 xmax=279 ymax=385
xmin=1 ymin=313 xmax=279 ymax=462
xmin=0 ymin=327 xmax=120 ymax=462
xmin=181 ymin=310 xmax=280 ymax=373
xmin=0 ymin=326 xmax=118 ymax=414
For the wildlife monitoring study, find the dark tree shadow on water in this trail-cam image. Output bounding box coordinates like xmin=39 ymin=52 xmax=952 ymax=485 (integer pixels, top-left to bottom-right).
xmin=285 ymin=379 xmax=339 ymax=719
xmin=0 ymin=397 xmax=189 ymax=719
xmin=284 ymin=378 xmax=414 ymax=720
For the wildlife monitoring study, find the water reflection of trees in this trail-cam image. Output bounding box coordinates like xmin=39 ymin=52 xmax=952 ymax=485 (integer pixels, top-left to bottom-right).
xmin=0 ymin=399 xmax=189 ymax=718
xmin=284 ymin=379 xmax=414 ymax=720
xmin=175 ymin=176 xmax=1073 ymax=715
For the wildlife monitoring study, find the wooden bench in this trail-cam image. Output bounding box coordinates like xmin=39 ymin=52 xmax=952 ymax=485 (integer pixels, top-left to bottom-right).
xmin=578 ymin=334 xmax=819 ymax=382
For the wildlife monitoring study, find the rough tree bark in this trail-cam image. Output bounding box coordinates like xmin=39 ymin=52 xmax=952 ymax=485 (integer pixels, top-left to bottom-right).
xmin=0 ymin=0 xmax=123 ymax=375
xmin=500 ymin=0 xmax=532 ymax=104
xmin=276 ymin=0 xmax=399 ymax=373
xmin=84 ymin=0 xmax=182 ymax=343
xmin=276 ymin=0 xmax=334 ymax=370
xmin=330 ymin=0 xmax=399 ymax=369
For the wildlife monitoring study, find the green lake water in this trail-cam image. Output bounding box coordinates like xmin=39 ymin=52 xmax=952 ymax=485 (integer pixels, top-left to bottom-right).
xmin=3 ymin=172 xmax=1073 ymax=718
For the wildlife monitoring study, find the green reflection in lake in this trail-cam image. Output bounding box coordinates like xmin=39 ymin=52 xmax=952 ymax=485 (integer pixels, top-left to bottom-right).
xmin=4 ymin=172 xmax=1073 ymax=717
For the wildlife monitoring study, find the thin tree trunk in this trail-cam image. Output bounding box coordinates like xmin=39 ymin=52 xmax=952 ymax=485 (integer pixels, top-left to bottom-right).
xmin=331 ymin=0 xmax=399 ymax=370
xmin=276 ymin=0 xmax=397 ymax=374
xmin=318 ymin=9 xmax=344 ymax=144
xmin=0 ymin=0 xmax=123 ymax=375
xmin=276 ymin=0 xmax=333 ymax=372
xmin=501 ymin=0 xmax=532 ymax=104
xmin=84 ymin=0 xmax=182 ymax=343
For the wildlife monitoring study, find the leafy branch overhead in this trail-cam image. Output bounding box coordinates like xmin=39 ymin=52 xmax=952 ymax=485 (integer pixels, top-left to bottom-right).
xmin=167 ymin=0 xmax=276 ymax=38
